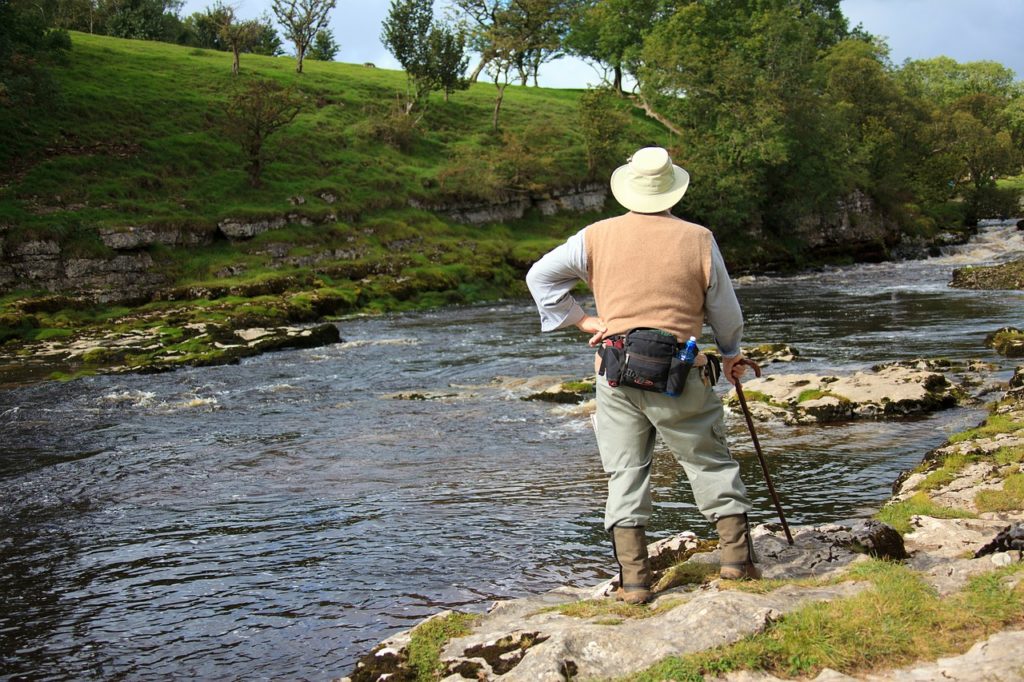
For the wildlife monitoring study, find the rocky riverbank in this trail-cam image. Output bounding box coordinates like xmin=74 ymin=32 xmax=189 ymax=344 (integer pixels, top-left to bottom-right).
xmin=951 ymin=258 xmax=1024 ymax=290
xmin=343 ymin=367 xmax=1024 ymax=682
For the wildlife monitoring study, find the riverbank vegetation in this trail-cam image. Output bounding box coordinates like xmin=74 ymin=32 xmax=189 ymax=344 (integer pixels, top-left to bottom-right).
xmin=629 ymin=560 xmax=1024 ymax=681
xmin=1 ymin=0 xmax=1022 ymax=382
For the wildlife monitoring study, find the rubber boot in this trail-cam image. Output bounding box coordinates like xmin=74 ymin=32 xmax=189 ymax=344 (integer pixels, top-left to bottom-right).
xmin=717 ymin=513 xmax=762 ymax=580
xmin=611 ymin=526 xmax=653 ymax=604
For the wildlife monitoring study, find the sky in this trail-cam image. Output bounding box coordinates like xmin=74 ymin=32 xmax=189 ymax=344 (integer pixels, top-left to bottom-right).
xmin=180 ymin=0 xmax=1024 ymax=89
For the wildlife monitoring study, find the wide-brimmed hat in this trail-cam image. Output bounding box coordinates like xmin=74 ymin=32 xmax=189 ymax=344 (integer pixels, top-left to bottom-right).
xmin=609 ymin=147 xmax=690 ymax=213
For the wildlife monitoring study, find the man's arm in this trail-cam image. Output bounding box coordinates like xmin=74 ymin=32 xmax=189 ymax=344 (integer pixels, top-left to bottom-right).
xmin=705 ymin=239 xmax=747 ymax=384
xmin=525 ymin=228 xmax=590 ymax=332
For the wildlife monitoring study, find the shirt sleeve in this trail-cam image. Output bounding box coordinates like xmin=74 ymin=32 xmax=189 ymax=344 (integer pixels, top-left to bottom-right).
xmin=705 ymin=238 xmax=744 ymax=357
xmin=525 ymin=228 xmax=589 ymax=332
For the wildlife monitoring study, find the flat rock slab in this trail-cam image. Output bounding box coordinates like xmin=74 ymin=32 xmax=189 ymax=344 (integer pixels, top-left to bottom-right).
xmin=734 ymin=364 xmax=959 ymax=423
xmin=347 ymin=523 xmax=906 ymax=682
xmin=437 ymin=582 xmax=868 ymax=682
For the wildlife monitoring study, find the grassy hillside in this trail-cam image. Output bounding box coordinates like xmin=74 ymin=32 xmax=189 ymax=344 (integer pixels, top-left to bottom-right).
xmin=0 ymin=33 xmax=678 ymax=379
xmin=2 ymin=32 xmax=669 ymax=244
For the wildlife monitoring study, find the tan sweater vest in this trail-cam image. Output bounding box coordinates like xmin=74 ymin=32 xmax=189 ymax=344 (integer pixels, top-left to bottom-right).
xmin=585 ymin=212 xmax=712 ymax=342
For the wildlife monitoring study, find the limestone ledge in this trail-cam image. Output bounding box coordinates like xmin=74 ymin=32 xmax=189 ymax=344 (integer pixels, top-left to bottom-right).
xmin=729 ymin=359 xmax=983 ymax=424
xmin=345 ymin=369 xmax=1024 ymax=682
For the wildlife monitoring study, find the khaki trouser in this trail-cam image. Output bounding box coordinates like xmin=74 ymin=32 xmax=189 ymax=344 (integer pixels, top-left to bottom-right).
xmin=595 ymin=370 xmax=752 ymax=530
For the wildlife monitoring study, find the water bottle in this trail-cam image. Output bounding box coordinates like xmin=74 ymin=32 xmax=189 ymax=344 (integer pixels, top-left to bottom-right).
xmin=665 ymin=336 xmax=698 ymax=397
xmin=680 ymin=336 xmax=698 ymax=363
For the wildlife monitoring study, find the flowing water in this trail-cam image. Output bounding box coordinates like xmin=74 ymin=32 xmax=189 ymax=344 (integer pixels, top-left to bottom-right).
xmin=1 ymin=221 xmax=1022 ymax=680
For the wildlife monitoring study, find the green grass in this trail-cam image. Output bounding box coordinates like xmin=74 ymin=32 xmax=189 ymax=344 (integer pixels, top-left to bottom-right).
xmin=875 ymin=492 xmax=976 ymax=535
xmin=2 ymin=31 xmax=647 ymax=239
xmin=406 ymin=612 xmax=479 ymax=681
xmin=540 ymin=597 xmax=686 ymax=621
xmin=975 ymin=473 xmax=1024 ymax=513
xmin=626 ymin=560 xmax=1024 ymax=682
xmin=0 ymin=31 xmax=661 ymax=359
xmin=948 ymin=414 xmax=1024 ymax=443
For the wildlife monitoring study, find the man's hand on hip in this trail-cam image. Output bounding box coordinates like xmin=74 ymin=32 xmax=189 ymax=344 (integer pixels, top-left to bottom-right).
xmin=575 ymin=315 xmax=608 ymax=347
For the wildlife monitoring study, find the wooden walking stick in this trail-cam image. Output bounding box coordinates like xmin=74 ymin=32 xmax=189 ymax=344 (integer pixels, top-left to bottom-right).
xmin=734 ymin=358 xmax=794 ymax=545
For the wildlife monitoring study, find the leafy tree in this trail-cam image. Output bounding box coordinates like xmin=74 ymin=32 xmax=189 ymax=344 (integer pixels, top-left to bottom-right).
xmin=427 ymin=22 xmax=468 ymax=102
xmin=182 ymin=1 xmax=230 ymax=50
xmin=0 ymin=0 xmax=70 ymax=109
xmin=636 ymin=0 xmax=851 ymax=236
xmin=486 ymin=45 xmax=513 ymax=131
xmin=899 ymin=56 xmax=1023 ymax=223
xmin=381 ymin=0 xmax=468 ymax=112
xmin=898 ymin=57 xmax=1018 ymax=107
xmin=250 ymin=13 xmax=283 ymax=56
xmin=100 ymin=0 xmax=184 ymax=41
xmin=564 ymin=0 xmax=660 ymax=93
xmin=219 ymin=11 xmax=262 ymax=74
xmin=52 ymin=0 xmax=101 ymax=33
xmin=271 ymin=0 xmax=336 ymax=73
xmin=577 ymin=87 xmax=630 ymax=176
xmin=224 ymin=78 xmax=304 ymax=186
xmin=450 ymin=0 xmax=577 ymax=85
xmin=381 ymin=0 xmax=432 ymax=110
xmin=306 ymin=27 xmax=338 ymax=61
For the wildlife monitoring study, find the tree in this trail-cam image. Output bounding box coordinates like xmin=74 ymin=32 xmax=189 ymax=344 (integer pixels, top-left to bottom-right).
xmin=381 ymin=0 xmax=433 ymax=111
xmin=427 ymin=22 xmax=468 ymax=102
xmin=52 ymin=0 xmax=101 ymax=33
xmin=577 ymin=87 xmax=630 ymax=176
xmin=450 ymin=0 xmax=577 ymax=85
xmin=306 ymin=27 xmax=338 ymax=60
xmin=271 ymin=0 xmax=335 ymax=73
xmin=219 ymin=11 xmax=261 ymax=74
xmin=250 ymin=13 xmax=283 ymax=56
xmin=182 ymin=1 xmax=230 ymax=50
xmin=224 ymin=78 xmax=304 ymax=187
xmin=100 ymin=0 xmax=184 ymax=41
xmin=564 ymin=0 xmax=660 ymax=93
xmin=0 ymin=0 xmax=70 ymax=109
xmin=381 ymin=0 xmax=468 ymax=112
xmin=634 ymin=0 xmax=852 ymax=236
xmin=486 ymin=46 xmax=513 ymax=131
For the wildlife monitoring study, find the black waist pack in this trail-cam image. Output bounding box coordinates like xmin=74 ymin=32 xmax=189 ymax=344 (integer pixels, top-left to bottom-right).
xmin=599 ymin=328 xmax=694 ymax=395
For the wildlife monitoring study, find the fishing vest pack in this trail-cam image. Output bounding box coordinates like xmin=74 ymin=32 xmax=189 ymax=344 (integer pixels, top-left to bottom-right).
xmin=599 ymin=328 xmax=695 ymax=396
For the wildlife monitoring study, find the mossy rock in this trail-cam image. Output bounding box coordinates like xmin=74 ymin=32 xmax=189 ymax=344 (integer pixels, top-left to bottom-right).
xmin=950 ymin=259 xmax=1024 ymax=290
xmin=986 ymin=329 xmax=1024 ymax=358
xmin=522 ymin=378 xmax=596 ymax=404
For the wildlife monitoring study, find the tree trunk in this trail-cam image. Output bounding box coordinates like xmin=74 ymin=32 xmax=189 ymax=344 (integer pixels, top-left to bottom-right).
xmin=631 ymin=93 xmax=684 ymax=138
xmin=469 ymin=58 xmax=488 ymax=83
xmin=296 ymin=44 xmax=305 ymax=74
xmin=493 ymin=82 xmax=507 ymax=132
xmin=232 ymin=47 xmax=240 ymax=75
xmin=613 ymin=64 xmax=623 ymax=95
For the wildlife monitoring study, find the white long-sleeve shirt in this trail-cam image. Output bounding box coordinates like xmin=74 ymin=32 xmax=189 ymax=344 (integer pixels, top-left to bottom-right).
xmin=526 ymin=226 xmax=744 ymax=357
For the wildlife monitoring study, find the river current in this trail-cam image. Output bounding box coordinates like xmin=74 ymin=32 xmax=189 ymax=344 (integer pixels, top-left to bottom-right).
xmin=1 ymin=221 xmax=1022 ymax=679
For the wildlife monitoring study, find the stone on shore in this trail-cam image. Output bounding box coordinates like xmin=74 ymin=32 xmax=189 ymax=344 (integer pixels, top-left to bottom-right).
xmin=346 ymin=522 xmax=909 ymax=682
xmin=985 ymin=327 xmax=1024 ymax=358
xmin=950 ymin=258 xmax=1024 ymax=290
xmin=731 ymin=361 xmax=961 ymax=424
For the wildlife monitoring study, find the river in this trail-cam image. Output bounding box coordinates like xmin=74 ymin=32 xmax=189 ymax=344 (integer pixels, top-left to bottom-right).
xmin=1 ymin=220 xmax=1022 ymax=680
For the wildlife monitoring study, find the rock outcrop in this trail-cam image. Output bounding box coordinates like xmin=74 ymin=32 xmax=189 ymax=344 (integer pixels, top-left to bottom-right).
xmin=730 ymin=361 xmax=963 ymax=424
xmin=950 ymin=258 xmax=1024 ymax=290
xmin=346 ymin=367 xmax=1024 ymax=682
xmin=408 ymin=184 xmax=607 ymax=226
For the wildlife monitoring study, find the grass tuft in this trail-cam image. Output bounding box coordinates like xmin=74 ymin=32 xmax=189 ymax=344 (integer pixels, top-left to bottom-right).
xmin=406 ymin=611 xmax=479 ymax=681
xmin=875 ymin=492 xmax=976 ymax=535
xmin=627 ymin=560 xmax=1024 ymax=682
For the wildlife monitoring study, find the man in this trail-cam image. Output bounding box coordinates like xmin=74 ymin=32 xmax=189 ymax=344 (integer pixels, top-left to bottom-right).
xmin=526 ymin=147 xmax=761 ymax=604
